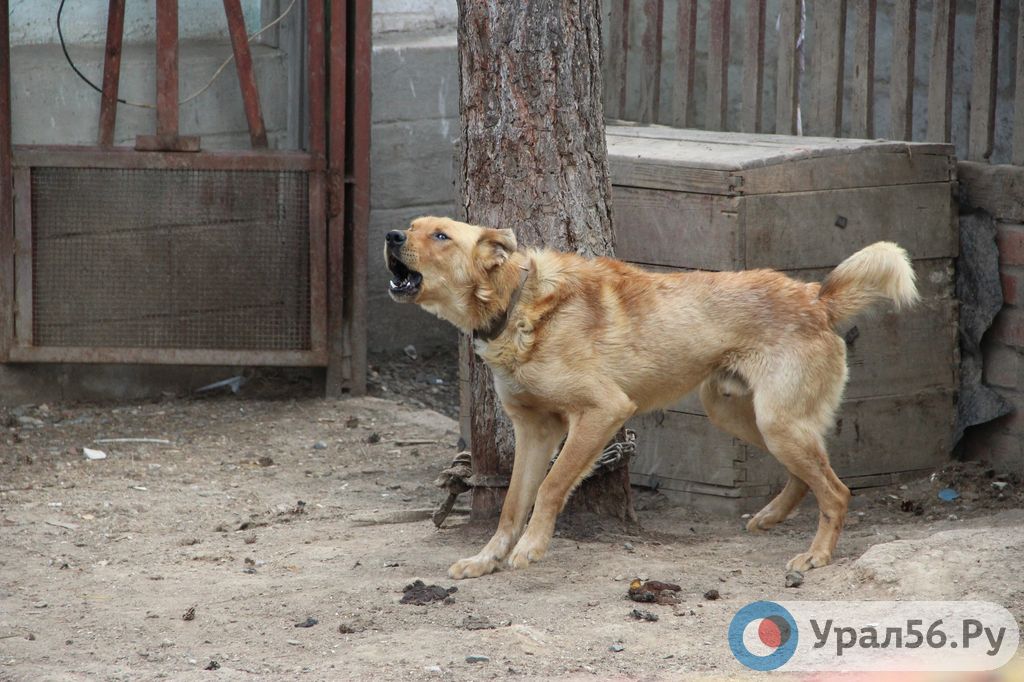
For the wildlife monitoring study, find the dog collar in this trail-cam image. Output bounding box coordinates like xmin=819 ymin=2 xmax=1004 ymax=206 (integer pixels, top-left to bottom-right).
xmin=473 ymin=259 xmax=532 ymax=343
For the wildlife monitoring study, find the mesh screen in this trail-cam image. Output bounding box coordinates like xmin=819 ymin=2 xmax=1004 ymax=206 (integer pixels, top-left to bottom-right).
xmin=31 ymin=167 xmax=311 ymax=350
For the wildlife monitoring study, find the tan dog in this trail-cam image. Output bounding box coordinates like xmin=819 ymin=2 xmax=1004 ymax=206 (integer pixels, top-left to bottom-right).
xmin=384 ymin=216 xmax=919 ymax=579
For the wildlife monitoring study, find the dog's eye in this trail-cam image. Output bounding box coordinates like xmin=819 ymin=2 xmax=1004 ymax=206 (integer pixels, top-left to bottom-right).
xmin=433 ymin=232 xmax=449 ymax=241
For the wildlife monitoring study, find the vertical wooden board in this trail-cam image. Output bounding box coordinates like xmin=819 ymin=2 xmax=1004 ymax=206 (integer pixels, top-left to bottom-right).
xmin=628 ymin=410 xmax=744 ymax=488
xmin=775 ymin=0 xmax=800 ymax=134
xmin=611 ymin=186 xmax=741 ymax=270
xmin=926 ymin=0 xmax=956 ymax=142
xmin=1014 ymin=5 xmax=1024 ymax=165
xmin=155 ymin=0 xmax=180 ymax=137
xmin=740 ymin=0 xmax=765 ymax=133
xmin=12 ymin=169 xmax=31 ymax=346
xmin=636 ymin=0 xmax=664 ymax=123
xmin=742 ymin=183 xmax=956 ymax=269
xmin=849 ymin=0 xmax=876 ymax=138
xmin=889 ymin=0 xmax=916 ymax=140
xmin=806 ymin=0 xmax=846 ymax=137
xmin=98 ymin=0 xmax=126 ymax=147
xmin=705 ymin=0 xmax=730 ymax=130
xmin=968 ymin=0 xmax=999 ymax=161
xmin=671 ymin=0 xmax=697 ymax=127
xmin=605 ymin=0 xmax=630 ymax=119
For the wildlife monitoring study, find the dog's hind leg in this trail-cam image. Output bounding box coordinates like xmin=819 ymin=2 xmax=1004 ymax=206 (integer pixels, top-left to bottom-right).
xmin=448 ymin=407 xmax=566 ymax=580
xmin=700 ymin=379 xmax=809 ymax=531
xmin=506 ymin=393 xmax=636 ymax=571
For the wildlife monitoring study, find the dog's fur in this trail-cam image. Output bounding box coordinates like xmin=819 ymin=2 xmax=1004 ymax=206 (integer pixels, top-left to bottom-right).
xmin=385 ymin=216 xmax=919 ymax=579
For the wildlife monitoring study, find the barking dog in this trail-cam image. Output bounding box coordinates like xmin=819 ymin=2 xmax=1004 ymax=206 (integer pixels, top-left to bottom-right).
xmin=385 ymin=216 xmax=919 ymax=579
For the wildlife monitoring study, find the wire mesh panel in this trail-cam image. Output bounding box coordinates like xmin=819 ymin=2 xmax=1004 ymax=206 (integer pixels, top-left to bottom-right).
xmin=30 ymin=167 xmax=311 ymax=351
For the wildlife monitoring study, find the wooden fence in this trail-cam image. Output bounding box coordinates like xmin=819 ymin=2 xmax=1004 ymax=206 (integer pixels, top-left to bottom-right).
xmin=604 ymin=0 xmax=1020 ymax=165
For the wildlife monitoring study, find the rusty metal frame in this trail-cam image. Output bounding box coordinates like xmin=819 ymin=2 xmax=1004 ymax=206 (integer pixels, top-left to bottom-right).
xmin=0 ymin=0 xmax=371 ymax=390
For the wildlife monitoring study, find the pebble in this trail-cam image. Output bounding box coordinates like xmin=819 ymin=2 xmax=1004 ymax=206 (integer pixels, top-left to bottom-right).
xmin=785 ymin=571 xmax=804 ymax=588
xmin=992 ymin=481 xmax=1009 ymax=490
xmin=614 ymin=574 xmax=625 ymax=581
xmin=424 ymin=665 xmax=443 ymax=674
xmin=367 ymin=432 xmax=381 ymax=444
xmin=313 ymin=441 xmax=327 ymax=450
xmin=286 ymin=640 xmax=301 ymax=646
xmin=703 ymin=589 xmax=720 ymax=601
xmin=623 ymin=542 xmax=634 ymax=552
xmin=31 ymin=602 xmax=47 ymax=609
xmin=609 ymin=643 xmax=625 ymax=652
xmin=465 ymin=655 xmax=490 ymax=664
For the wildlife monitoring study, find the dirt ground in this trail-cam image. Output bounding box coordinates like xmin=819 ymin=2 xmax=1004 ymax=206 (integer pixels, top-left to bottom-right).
xmin=1 ymin=350 xmax=1023 ymax=680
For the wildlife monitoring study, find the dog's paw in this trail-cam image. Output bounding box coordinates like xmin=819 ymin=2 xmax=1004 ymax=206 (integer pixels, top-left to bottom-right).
xmin=506 ymin=539 xmax=547 ymax=570
xmin=448 ymin=554 xmax=500 ymax=580
xmin=746 ymin=508 xmax=780 ymax=532
xmin=786 ymin=549 xmax=831 ymax=572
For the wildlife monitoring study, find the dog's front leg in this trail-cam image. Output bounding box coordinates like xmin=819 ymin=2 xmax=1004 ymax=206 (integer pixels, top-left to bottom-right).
xmin=448 ymin=409 xmax=566 ymax=579
xmin=507 ymin=398 xmax=634 ymax=571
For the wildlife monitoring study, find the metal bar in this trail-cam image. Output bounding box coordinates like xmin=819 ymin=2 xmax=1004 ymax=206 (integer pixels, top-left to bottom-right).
xmin=889 ymin=0 xmax=916 ymax=140
xmin=671 ymin=0 xmax=697 ymax=127
xmin=324 ymin=0 xmax=347 ymax=395
xmin=806 ymin=0 xmax=846 ymax=136
xmin=346 ymin=0 xmax=371 ymax=395
xmin=637 ymin=0 xmax=664 ymax=123
xmin=926 ymin=0 xmax=956 ymax=142
xmin=740 ymin=0 xmax=765 ymax=133
xmin=224 ymin=0 xmax=269 ymax=148
xmin=849 ymin=0 xmax=877 ymax=138
xmin=155 ymin=0 xmax=180 ymax=138
xmin=13 ymin=147 xmax=320 ymax=171
xmin=7 ymin=346 xmax=327 ymax=366
xmin=1014 ymin=5 xmax=1024 ymax=164
xmin=0 ymin=0 xmax=12 ymax=361
xmin=308 ymin=169 xmax=328 ymax=356
xmin=775 ymin=0 xmax=800 ymax=134
xmin=98 ymin=0 xmax=126 ymax=147
xmin=307 ymin=0 xmax=327 ymax=160
xmin=605 ymin=0 xmax=630 ymax=119
xmin=706 ymin=0 xmax=731 ymax=131
xmin=968 ymin=0 xmax=999 ymax=161
xmin=12 ymin=169 xmax=31 ymax=346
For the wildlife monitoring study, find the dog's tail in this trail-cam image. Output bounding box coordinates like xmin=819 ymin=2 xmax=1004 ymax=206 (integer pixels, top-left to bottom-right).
xmin=818 ymin=242 xmax=920 ymax=325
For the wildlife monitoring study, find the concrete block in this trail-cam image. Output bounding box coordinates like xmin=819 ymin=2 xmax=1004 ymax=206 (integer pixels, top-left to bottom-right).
xmin=10 ymin=43 xmax=288 ymax=146
xmin=371 ymin=118 xmax=458 ymax=209
xmin=372 ymin=0 xmax=458 ymax=35
xmin=368 ymin=204 xmax=458 ymax=352
xmin=373 ymin=31 xmax=458 ymax=123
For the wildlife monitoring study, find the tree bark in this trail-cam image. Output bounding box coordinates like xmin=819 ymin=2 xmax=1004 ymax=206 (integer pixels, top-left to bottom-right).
xmin=456 ymin=0 xmax=636 ymax=523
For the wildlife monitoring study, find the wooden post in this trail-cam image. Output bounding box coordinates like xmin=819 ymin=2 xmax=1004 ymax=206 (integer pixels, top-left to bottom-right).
xmin=671 ymin=0 xmax=697 ymax=127
xmin=849 ymin=0 xmax=877 ymax=138
xmin=740 ymin=0 xmax=765 ymax=133
xmin=605 ymin=0 xmax=630 ymax=120
xmin=926 ymin=0 xmax=956 ymax=142
xmin=968 ymin=0 xmax=999 ymax=161
xmin=637 ymin=0 xmax=663 ymax=123
xmin=98 ymin=0 xmax=126 ymax=147
xmin=806 ymin=0 xmax=846 ymax=137
xmin=706 ymin=0 xmax=730 ymax=131
xmin=889 ymin=0 xmax=916 ymax=141
xmin=775 ymin=0 xmax=800 ymax=135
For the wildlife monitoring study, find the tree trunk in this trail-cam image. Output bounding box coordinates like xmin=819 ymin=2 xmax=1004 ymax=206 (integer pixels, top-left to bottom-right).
xmin=456 ymin=0 xmax=636 ymax=523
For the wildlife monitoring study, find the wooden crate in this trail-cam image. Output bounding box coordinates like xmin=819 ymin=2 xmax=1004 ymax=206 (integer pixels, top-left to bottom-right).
xmin=607 ymin=126 xmax=959 ymax=513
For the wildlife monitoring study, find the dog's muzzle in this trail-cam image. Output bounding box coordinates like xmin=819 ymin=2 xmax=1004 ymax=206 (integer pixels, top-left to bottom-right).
xmin=385 ymin=231 xmax=422 ymax=300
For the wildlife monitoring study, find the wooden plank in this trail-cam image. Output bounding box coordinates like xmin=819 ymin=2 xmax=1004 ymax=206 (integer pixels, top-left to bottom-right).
xmin=307 ymin=0 xmax=327 ymax=159
xmin=155 ymin=0 xmax=179 ymax=138
xmin=223 ymin=0 xmax=269 ymax=148
xmin=735 ymin=149 xmax=953 ymax=195
xmin=637 ymin=0 xmax=664 ymax=123
xmin=968 ymin=0 xmax=999 ymax=161
xmin=806 ymin=0 xmax=846 ymax=137
xmin=958 ymin=160 xmax=1024 ymax=221
xmin=12 ymin=169 xmax=30 ymax=346
xmin=628 ymin=410 xmax=746 ymax=487
xmin=705 ymin=0 xmax=730 ymax=130
xmin=98 ymin=0 xmax=126 ymax=147
xmin=849 ymin=0 xmax=877 ymax=138
xmin=605 ymin=0 xmax=630 ymax=119
xmin=12 ymin=146 xmax=319 ymax=172
xmin=1014 ymin=6 xmax=1024 ymax=165
xmin=889 ymin=0 xmax=916 ymax=140
xmin=7 ymin=346 xmax=326 ymax=366
xmin=774 ymin=0 xmax=800 ymax=134
xmin=926 ymin=0 xmax=956 ymax=142
xmin=612 ymin=187 xmax=741 ymax=270
xmin=0 ymin=0 xmax=13 ymax=361
xmin=670 ymin=0 xmax=697 ymax=127
xmin=742 ymin=182 xmax=956 ymax=269
xmin=740 ymin=0 xmax=765 ymax=133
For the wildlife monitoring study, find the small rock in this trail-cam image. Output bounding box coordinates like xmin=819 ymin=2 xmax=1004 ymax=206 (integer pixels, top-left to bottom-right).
xmin=294 ymin=617 xmax=318 ymax=628
xmin=257 ymin=456 xmax=274 ymax=467
xmin=367 ymin=432 xmax=381 ymax=444
xmin=345 ymin=417 xmax=360 ymax=428
xmin=17 ymin=416 xmax=44 ymax=428
xmin=204 ymin=661 xmax=220 ymax=671
xmin=465 ymin=655 xmax=490 ymax=664
xmin=160 ymin=639 xmax=174 ymax=648
xmin=623 ymin=542 xmax=634 ymax=552
xmin=462 ymin=615 xmax=495 ymax=630
xmin=83 ymin=448 xmax=107 ymax=461
xmin=424 ymin=666 xmax=443 ymax=674
xmin=629 ymin=609 xmax=658 ymax=622
xmin=242 ymin=567 xmax=257 ymax=574
xmin=286 ymin=640 xmax=301 ymax=646
xmin=614 ymin=574 xmax=625 ymax=581
xmin=338 ymin=623 xmax=359 ymax=634
xmin=313 ymin=441 xmax=327 ymax=450
xmin=404 ymin=344 xmax=418 ymax=360
xmin=785 ymin=570 xmax=804 ymax=588
xmin=244 ymin=535 xmax=256 ymax=545
xmin=182 ymin=606 xmax=196 ymax=621
xmin=609 ymin=643 xmax=625 ymax=652
xmin=703 ymin=589 xmax=720 ymax=601
xmin=992 ymin=481 xmax=1009 ymax=491
xmin=31 ymin=601 xmax=47 ymax=609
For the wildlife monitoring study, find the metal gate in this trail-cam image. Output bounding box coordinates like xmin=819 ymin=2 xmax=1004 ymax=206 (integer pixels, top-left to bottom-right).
xmin=0 ymin=0 xmax=369 ymax=395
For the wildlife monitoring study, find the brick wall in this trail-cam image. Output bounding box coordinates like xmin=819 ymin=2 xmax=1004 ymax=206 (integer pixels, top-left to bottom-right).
xmin=959 ymin=163 xmax=1024 ymax=474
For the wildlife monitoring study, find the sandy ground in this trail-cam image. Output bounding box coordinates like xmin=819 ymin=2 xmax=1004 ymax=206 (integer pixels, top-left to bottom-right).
xmin=1 ymin=356 xmax=1023 ymax=680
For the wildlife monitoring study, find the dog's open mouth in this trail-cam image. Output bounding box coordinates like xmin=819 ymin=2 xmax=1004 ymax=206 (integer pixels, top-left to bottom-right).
xmin=387 ymin=253 xmax=423 ymax=298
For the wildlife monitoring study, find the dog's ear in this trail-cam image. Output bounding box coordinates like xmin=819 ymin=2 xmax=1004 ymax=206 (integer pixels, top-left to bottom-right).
xmin=476 ymin=228 xmax=518 ymax=271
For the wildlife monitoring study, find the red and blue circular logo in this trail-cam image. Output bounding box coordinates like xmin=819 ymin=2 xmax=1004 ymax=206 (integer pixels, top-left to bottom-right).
xmin=729 ymin=601 xmax=798 ymax=671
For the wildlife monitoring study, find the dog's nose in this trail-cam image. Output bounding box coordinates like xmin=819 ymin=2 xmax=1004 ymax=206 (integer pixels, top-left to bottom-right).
xmin=385 ymin=231 xmax=406 ymax=246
